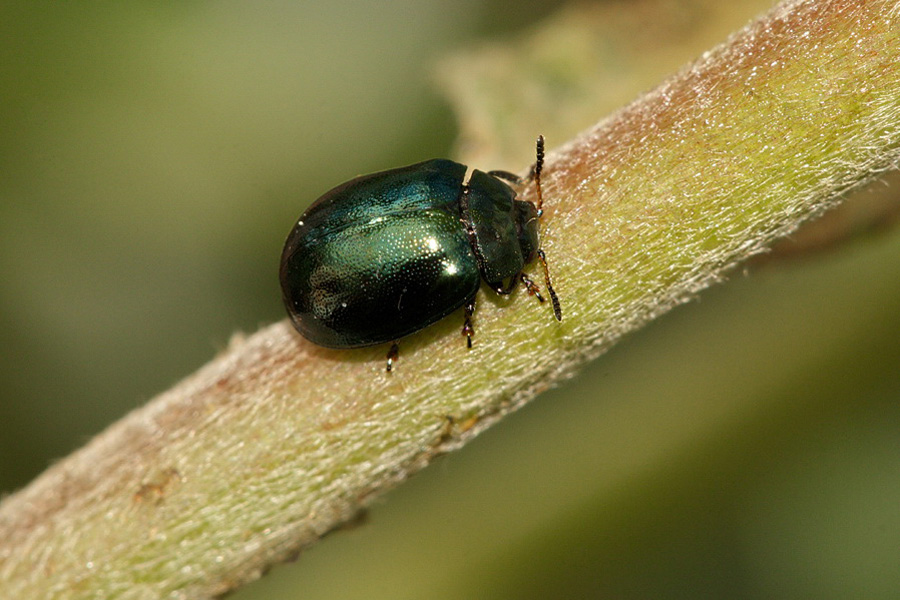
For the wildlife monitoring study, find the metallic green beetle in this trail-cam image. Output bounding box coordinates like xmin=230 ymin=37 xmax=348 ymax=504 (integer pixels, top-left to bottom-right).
xmin=280 ymin=136 xmax=560 ymax=371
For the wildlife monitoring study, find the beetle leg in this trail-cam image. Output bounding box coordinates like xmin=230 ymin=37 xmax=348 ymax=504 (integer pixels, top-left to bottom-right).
xmin=462 ymin=298 xmax=476 ymax=348
xmin=486 ymin=169 xmax=522 ymax=185
xmin=386 ymin=342 xmax=399 ymax=373
xmin=520 ymin=273 xmax=546 ymax=303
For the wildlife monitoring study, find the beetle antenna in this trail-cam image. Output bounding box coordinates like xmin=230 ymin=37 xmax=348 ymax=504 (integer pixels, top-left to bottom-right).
xmin=537 ymin=249 xmax=561 ymax=321
xmin=532 ymin=135 xmax=560 ymax=321
xmin=532 ymin=135 xmax=545 ymax=216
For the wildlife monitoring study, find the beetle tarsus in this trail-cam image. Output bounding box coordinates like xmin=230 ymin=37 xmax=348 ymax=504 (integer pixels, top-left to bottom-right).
xmin=386 ymin=342 xmax=399 ymax=372
xmin=462 ymin=299 xmax=475 ymax=348
xmin=520 ymin=273 xmax=545 ymax=303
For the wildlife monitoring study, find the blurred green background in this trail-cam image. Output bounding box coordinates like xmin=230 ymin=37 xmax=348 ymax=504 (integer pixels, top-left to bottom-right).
xmin=2 ymin=2 xmax=900 ymax=598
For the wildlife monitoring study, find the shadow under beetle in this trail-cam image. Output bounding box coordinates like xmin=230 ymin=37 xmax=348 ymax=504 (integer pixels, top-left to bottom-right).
xmin=280 ymin=135 xmax=561 ymax=372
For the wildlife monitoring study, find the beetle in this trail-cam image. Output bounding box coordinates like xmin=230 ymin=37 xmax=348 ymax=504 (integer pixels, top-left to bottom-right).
xmin=280 ymin=135 xmax=560 ymax=371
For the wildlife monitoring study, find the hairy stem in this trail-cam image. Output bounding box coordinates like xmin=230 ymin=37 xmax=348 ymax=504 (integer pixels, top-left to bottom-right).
xmin=2 ymin=0 xmax=898 ymax=597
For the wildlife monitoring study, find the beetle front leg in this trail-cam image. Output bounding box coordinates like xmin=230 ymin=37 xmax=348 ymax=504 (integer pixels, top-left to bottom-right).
xmin=520 ymin=273 xmax=546 ymax=303
xmin=462 ymin=297 xmax=476 ymax=348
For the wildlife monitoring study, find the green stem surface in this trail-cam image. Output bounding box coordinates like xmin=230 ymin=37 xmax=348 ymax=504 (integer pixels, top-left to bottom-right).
xmin=1 ymin=0 xmax=899 ymax=597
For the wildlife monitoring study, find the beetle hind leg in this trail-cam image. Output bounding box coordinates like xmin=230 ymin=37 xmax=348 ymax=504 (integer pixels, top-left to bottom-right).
xmin=462 ymin=298 xmax=476 ymax=348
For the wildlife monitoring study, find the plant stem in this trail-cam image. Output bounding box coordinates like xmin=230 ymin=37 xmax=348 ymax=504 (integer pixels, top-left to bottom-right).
xmin=1 ymin=0 xmax=898 ymax=597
